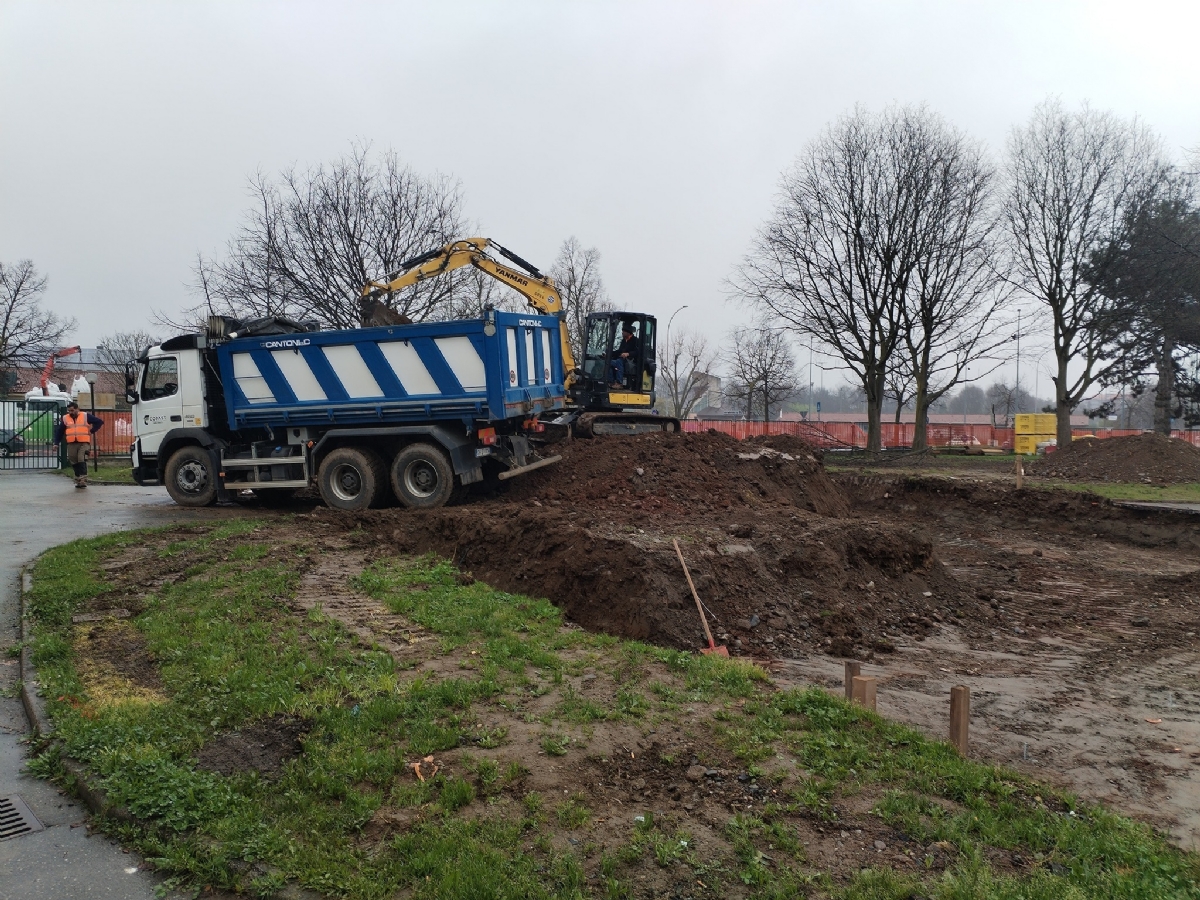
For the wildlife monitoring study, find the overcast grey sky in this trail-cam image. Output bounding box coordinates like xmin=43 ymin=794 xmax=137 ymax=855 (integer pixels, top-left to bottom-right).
xmin=3 ymin=1 xmax=1198 ymax=391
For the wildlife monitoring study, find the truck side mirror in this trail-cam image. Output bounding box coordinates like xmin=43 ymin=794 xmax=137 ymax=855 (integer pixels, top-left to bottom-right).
xmin=124 ymin=362 xmax=139 ymax=405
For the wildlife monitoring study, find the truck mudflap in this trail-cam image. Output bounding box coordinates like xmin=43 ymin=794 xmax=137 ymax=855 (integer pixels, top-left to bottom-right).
xmin=131 ymin=460 xmax=160 ymax=486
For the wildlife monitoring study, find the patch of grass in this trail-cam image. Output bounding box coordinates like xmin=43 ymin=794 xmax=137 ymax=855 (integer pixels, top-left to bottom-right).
xmin=355 ymin=556 xmax=576 ymax=663
xmin=556 ymin=685 xmax=610 ymax=723
xmin=540 ymin=732 xmax=570 ymax=756
xmin=25 ymin=527 xmax=1200 ymax=900
xmin=615 ymin=688 xmax=649 ymax=719
xmin=56 ymin=460 xmax=136 ymax=484
xmin=472 ymin=757 xmax=500 ymax=790
xmin=555 ymin=796 xmax=590 ymax=829
xmin=1037 ymin=480 xmax=1200 ymax=503
xmin=438 ymin=776 xmax=475 ymax=812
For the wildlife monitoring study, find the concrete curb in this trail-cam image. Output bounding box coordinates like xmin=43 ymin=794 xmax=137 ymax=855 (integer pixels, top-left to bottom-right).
xmin=18 ymin=563 xmax=324 ymax=900
xmin=19 ymin=565 xmax=129 ymax=823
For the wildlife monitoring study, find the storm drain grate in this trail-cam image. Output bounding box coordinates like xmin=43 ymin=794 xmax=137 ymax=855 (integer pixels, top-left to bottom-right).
xmin=0 ymin=795 xmax=44 ymax=841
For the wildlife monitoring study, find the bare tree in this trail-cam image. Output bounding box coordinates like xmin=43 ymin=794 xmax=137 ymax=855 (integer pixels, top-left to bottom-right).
xmin=181 ymin=145 xmax=469 ymax=329
xmin=1004 ymin=98 xmax=1168 ymax=445
xmin=884 ymin=369 xmax=915 ymax=424
xmin=0 ymin=260 xmax=75 ymax=388
xmin=660 ymin=327 xmax=718 ymax=418
xmin=894 ymin=116 xmax=1012 ymax=450
xmin=95 ymin=330 xmax=159 ymax=380
xmin=723 ymin=323 xmax=801 ymax=422
xmin=986 ymin=381 xmax=1023 ymax=428
xmin=442 ymin=265 xmax=526 ymax=320
xmin=548 ymin=237 xmax=612 ymax=364
xmin=735 ymin=106 xmax=952 ymax=450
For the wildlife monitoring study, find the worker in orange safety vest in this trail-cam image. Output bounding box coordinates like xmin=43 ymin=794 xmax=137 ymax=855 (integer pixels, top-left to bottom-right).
xmin=53 ymin=400 xmax=105 ymax=488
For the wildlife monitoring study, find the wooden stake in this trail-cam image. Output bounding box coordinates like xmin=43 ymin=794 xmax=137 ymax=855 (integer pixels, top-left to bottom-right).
xmin=950 ymin=685 xmax=970 ymax=754
xmin=1015 ymin=454 xmax=1024 ymax=489
xmin=844 ymin=661 xmax=861 ymax=701
xmin=851 ymin=675 xmax=877 ymax=711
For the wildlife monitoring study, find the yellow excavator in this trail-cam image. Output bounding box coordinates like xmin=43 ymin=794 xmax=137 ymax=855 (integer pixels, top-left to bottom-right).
xmin=363 ymin=237 xmax=679 ymax=436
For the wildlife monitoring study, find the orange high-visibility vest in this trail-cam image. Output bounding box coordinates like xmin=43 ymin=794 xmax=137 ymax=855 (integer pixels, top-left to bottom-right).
xmin=64 ymin=412 xmax=91 ymax=443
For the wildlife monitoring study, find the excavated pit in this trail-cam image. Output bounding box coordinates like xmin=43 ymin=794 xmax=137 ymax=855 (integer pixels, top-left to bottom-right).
xmin=319 ymin=432 xmax=962 ymax=657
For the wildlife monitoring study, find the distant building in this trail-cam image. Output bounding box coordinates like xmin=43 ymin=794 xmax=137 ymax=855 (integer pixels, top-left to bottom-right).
xmin=691 ymin=373 xmax=722 ymax=413
xmin=658 ymin=372 xmax=723 ymax=418
xmin=5 ymin=348 xmax=127 ymax=406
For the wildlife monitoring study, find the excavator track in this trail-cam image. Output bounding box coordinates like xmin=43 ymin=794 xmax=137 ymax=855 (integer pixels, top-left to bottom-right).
xmin=575 ymin=412 xmax=680 ymax=437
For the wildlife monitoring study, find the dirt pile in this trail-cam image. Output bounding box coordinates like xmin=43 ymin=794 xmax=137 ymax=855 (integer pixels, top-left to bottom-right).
xmin=508 ymin=430 xmax=850 ymax=517
xmin=317 ymin=432 xmax=963 ymax=658
xmin=1029 ymin=433 xmax=1200 ymax=483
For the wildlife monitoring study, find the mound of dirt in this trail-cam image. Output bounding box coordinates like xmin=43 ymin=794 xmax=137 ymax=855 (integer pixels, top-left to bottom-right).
xmin=1029 ymin=433 xmax=1200 ymax=483
xmin=507 ymin=430 xmax=850 ymax=517
xmin=317 ymin=431 xmax=964 ymax=658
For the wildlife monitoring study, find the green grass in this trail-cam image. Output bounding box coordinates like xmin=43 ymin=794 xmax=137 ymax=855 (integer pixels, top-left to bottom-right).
xmin=24 ymin=525 xmax=1200 ymax=900
xmin=1033 ymin=480 xmax=1200 ymax=503
xmin=56 ymin=459 xmax=136 ymax=484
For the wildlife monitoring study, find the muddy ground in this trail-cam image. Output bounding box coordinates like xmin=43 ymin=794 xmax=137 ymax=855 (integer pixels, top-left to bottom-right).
xmin=309 ymin=431 xmax=1200 ymax=847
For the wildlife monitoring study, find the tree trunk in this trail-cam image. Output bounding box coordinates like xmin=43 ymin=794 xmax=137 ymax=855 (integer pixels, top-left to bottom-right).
xmin=865 ymin=370 xmax=885 ymax=451
xmin=911 ymin=375 xmax=930 ymax=451
xmin=1154 ymin=337 xmax=1175 ymax=435
xmin=1055 ymin=354 xmax=1073 ymax=447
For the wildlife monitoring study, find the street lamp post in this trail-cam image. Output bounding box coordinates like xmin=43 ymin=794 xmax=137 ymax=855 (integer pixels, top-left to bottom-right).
xmin=1014 ymin=309 xmax=1021 ymax=412
xmin=85 ymin=372 xmax=98 ymax=473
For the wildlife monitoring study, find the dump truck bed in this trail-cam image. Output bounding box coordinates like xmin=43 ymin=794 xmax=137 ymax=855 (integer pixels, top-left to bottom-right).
xmin=215 ymin=312 xmax=566 ymax=430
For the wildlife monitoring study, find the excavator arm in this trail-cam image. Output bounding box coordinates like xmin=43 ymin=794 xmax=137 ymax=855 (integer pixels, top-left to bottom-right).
xmin=40 ymin=346 xmax=81 ymax=395
xmin=363 ymin=238 xmax=578 ymax=383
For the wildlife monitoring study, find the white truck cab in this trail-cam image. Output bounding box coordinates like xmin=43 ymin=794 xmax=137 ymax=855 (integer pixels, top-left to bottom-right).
xmin=130 ymin=344 xmax=208 ymax=473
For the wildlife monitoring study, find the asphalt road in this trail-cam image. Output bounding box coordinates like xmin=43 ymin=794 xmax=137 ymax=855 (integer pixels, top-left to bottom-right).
xmin=0 ymin=470 xmax=248 ymax=900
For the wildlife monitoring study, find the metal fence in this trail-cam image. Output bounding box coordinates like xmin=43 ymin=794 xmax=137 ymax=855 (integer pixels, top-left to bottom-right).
xmin=0 ymin=401 xmax=134 ymax=470
xmin=683 ymin=418 xmax=1200 ymax=450
xmin=0 ymin=400 xmax=65 ymax=469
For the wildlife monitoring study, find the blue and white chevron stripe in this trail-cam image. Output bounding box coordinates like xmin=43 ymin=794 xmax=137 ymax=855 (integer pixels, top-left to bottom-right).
xmin=215 ymin=312 xmax=566 ymax=429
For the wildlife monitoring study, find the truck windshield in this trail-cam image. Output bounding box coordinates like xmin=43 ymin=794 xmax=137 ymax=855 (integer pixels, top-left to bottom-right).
xmin=142 ymin=357 xmax=179 ymax=400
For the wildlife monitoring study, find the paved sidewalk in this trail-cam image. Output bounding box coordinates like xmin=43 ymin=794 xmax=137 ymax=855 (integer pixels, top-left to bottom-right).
xmin=0 ymin=470 xmax=246 ymax=899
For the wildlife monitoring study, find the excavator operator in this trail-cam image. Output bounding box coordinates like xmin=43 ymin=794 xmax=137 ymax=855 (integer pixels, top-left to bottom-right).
xmin=609 ymin=321 xmax=639 ymax=389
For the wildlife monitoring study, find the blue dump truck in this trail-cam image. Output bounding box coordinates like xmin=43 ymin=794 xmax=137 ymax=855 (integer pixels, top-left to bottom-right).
xmin=129 ymin=238 xmax=675 ymax=510
xmin=128 ymin=308 xmax=569 ymax=509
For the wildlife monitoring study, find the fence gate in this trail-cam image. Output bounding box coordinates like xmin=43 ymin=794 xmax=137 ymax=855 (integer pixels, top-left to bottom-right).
xmin=0 ymin=400 xmax=65 ymax=470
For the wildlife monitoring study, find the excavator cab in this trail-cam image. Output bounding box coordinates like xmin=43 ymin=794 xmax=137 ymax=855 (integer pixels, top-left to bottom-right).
xmin=578 ymin=312 xmax=657 ymax=411
xmin=362 ymin=238 xmax=677 ymax=435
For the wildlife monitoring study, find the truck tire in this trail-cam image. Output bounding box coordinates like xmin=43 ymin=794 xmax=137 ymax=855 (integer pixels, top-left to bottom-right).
xmin=164 ymin=445 xmax=218 ymax=507
xmin=318 ymin=447 xmax=387 ymax=511
xmin=390 ymin=442 xmax=454 ymax=509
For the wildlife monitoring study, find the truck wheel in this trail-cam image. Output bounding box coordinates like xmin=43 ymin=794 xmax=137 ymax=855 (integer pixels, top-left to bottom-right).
xmin=390 ymin=443 xmax=454 ymax=509
xmin=165 ymin=445 xmax=218 ymax=507
xmin=318 ymin=447 xmax=386 ymax=511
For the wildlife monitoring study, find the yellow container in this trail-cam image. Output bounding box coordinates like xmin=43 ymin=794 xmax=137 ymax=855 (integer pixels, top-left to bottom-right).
xmin=1014 ymin=434 xmax=1053 ymax=455
xmin=1015 ymin=413 xmax=1057 ymax=435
